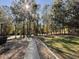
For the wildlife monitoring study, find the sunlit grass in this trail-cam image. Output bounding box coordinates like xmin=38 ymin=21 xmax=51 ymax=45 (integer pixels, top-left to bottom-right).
xmin=42 ymin=36 xmax=79 ymax=59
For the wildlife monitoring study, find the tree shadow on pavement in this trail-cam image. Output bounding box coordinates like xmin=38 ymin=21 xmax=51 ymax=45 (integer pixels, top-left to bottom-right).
xmin=0 ymin=38 xmax=28 ymax=55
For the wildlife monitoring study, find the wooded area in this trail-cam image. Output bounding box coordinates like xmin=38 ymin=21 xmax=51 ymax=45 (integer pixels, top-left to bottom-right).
xmin=0 ymin=0 xmax=79 ymax=37
xmin=0 ymin=0 xmax=79 ymax=59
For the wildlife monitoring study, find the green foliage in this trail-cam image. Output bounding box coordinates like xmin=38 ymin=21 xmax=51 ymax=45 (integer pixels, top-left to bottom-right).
xmin=10 ymin=0 xmax=39 ymax=35
xmin=42 ymin=0 xmax=79 ymax=34
xmin=0 ymin=7 xmax=15 ymax=35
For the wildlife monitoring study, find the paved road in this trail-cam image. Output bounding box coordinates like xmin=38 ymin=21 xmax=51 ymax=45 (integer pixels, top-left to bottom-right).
xmin=35 ymin=38 xmax=60 ymax=59
xmin=24 ymin=37 xmax=61 ymax=59
xmin=24 ymin=38 xmax=40 ymax=59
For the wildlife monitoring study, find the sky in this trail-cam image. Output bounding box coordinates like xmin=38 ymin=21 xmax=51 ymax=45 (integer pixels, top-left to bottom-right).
xmin=0 ymin=0 xmax=12 ymax=6
xmin=0 ymin=0 xmax=52 ymax=7
xmin=36 ymin=0 xmax=52 ymax=7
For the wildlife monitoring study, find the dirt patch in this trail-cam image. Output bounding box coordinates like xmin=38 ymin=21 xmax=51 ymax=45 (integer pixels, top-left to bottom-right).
xmin=0 ymin=38 xmax=28 ymax=59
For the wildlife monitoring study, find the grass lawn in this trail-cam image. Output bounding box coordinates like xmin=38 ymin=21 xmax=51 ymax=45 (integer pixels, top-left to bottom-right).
xmin=41 ymin=36 xmax=79 ymax=59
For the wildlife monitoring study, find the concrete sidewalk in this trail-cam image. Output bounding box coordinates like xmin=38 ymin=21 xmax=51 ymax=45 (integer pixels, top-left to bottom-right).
xmin=7 ymin=35 xmax=20 ymax=39
xmin=24 ymin=38 xmax=40 ymax=59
